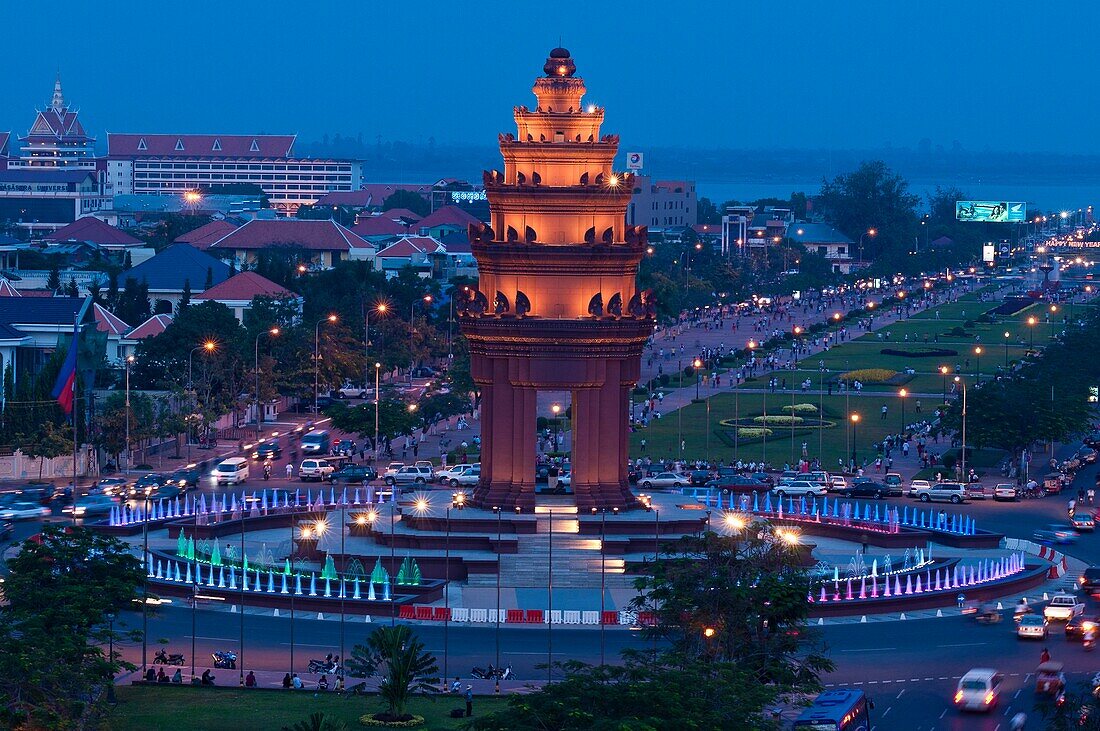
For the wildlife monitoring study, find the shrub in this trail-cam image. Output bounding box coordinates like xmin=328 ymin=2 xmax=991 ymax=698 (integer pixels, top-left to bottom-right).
xmin=838 ymin=368 xmax=896 ymax=383
xmin=947 ymin=326 xmax=969 ymax=337
xmin=737 ymin=427 xmax=773 ymax=438
xmin=782 ymin=403 xmax=818 ymax=413
xmin=359 ymin=714 xmax=425 ymax=728
xmin=752 ymin=415 xmax=804 ymax=425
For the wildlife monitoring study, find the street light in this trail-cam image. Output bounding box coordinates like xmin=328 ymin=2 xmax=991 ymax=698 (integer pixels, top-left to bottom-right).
xmin=1003 ymin=331 xmax=1011 ymax=368
xmin=849 ymin=413 xmax=860 ymax=466
xmin=832 ymin=312 xmax=842 ymax=345
xmin=550 ymin=403 xmax=562 ymax=455
xmin=973 ymin=346 xmax=982 ymax=382
xmin=693 ymin=358 xmax=702 ymax=400
xmin=374 ymin=362 xmax=381 ymax=456
xmin=124 ymin=355 xmax=135 ymax=473
xmin=898 ymin=388 xmax=907 ymax=432
xmin=1027 ymin=315 xmax=1037 ymax=350
xmin=939 ymin=365 xmax=949 ymax=403
xmin=858 ymin=228 xmax=877 ymax=265
xmin=314 ymin=314 xmax=338 ymax=416
xmin=364 ymin=301 xmax=389 ymax=399
xmin=254 ymin=327 xmax=280 ymax=438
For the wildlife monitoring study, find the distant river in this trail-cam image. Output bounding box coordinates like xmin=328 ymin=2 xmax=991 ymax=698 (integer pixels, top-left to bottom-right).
xmin=696 ymin=180 xmax=1098 ymax=214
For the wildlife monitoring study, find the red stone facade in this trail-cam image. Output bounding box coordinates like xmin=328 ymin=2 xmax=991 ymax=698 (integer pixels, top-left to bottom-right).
xmin=458 ymin=49 xmax=655 ymax=511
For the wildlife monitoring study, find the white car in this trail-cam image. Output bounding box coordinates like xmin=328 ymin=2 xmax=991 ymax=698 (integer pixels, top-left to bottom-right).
xmin=638 ymin=472 xmax=686 ymax=489
xmin=299 ymin=458 xmax=335 ymax=481
xmin=907 ymin=479 xmax=931 ymax=497
xmin=1017 ymin=614 xmax=1049 ymax=639
xmin=993 ymin=483 xmax=1019 ymax=502
xmin=0 ymin=501 xmax=50 ymax=520
xmin=1044 ymin=594 xmax=1086 ymax=621
xmin=954 ymin=668 xmax=1004 ymax=712
xmin=335 ymin=383 xmax=369 ymax=399
xmin=771 ymin=481 xmax=827 ymax=498
xmin=829 ymin=476 xmax=848 ymax=491
xmin=450 ymin=465 xmax=481 ymax=487
xmin=383 ymin=462 xmax=406 ymax=479
xmin=436 ymin=464 xmax=476 ymax=484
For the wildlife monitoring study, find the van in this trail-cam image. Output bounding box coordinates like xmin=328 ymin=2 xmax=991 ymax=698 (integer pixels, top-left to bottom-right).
xmin=301 ymin=430 xmax=330 ymax=454
xmin=954 ymin=668 xmax=1004 ymax=712
xmin=213 ymin=457 xmax=249 ymax=486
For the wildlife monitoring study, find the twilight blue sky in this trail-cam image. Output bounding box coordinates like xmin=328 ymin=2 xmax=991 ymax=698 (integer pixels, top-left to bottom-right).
xmin=3 ymin=0 xmax=1097 ymax=153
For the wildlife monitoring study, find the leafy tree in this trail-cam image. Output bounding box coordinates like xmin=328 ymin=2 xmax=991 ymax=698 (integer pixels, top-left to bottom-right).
xmin=382 ymin=190 xmax=430 ymax=218
xmin=64 ymin=277 xmax=79 ymax=297
xmin=345 ymin=625 xmax=438 ymax=721
xmin=22 ymin=421 xmax=73 ymax=481
xmin=0 ymin=526 xmax=143 ymax=729
xmin=325 ymin=400 xmax=420 ymax=440
xmin=140 ymin=213 xmax=213 ymax=250
xmin=468 ymin=656 xmax=780 ymax=731
xmin=295 ymin=204 xmax=356 ymax=227
xmin=88 ymin=279 xmax=103 ymax=305
xmin=178 ymin=278 xmax=192 ymax=312
xmin=696 ymin=196 xmax=721 ymax=225
xmin=282 ymin=713 xmax=348 ymax=731
xmin=115 ymin=276 xmax=151 ymax=325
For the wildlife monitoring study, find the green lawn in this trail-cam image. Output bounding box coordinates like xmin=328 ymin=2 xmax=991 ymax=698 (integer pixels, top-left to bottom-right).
xmin=632 ymin=392 xmax=914 ymax=467
xmin=106 ymin=685 xmax=509 ymax=731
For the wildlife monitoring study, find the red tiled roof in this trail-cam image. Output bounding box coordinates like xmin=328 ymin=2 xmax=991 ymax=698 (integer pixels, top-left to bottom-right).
xmin=173 ymin=220 xmax=238 ymax=250
xmin=126 ymin=313 xmax=172 ymax=340
xmin=23 ymin=108 xmax=90 ymax=142
xmin=44 ymin=216 xmax=143 ymax=247
xmin=207 ymin=219 xmax=367 ymax=252
xmin=107 ymin=133 xmax=296 ymax=158
xmin=416 ymin=205 xmax=481 ymax=230
xmin=93 ymin=303 xmax=130 ymax=335
xmin=376 ymin=236 xmax=443 ymax=259
xmin=382 ymin=208 xmax=422 ymax=222
xmin=0 ymin=278 xmax=20 ymax=297
xmin=352 ymin=216 xmax=412 ymax=238
xmin=194 ymin=271 xmax=297 ymax=302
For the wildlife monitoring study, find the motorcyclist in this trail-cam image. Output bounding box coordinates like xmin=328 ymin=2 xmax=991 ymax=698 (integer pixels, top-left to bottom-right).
xmin=1084 ymin=626 xmax=1096 ymax=651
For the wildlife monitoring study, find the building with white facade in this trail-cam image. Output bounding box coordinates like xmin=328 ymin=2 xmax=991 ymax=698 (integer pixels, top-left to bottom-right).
xmin=627 ymin=176 xmax=696 ymax=228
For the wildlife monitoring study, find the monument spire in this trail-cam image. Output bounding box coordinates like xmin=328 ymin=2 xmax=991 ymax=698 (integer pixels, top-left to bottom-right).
xmin=51 ymin=73 xmax=65 ymax=111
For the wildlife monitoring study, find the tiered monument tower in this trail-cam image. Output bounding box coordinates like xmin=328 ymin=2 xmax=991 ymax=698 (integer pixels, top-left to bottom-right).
xmin=458 ymin=48 xmax=655 ymax=512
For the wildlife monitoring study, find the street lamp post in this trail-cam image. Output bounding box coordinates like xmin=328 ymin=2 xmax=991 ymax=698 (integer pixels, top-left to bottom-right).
xmin=940 ymin=365 xmax=949 ymax=404
xmin=832 ymin=312 xmax=842 ymax=346
xmin=792 ymin=326 xmax=802 ymax=368
xmin=124 ymin=355 xmax=134 ymax=473
xmin=492 ymin=506 xmax=502 ymax=672
xmin=314 ymin=315 xmax=337 ymax=416
xmin=973 ymin=346 xmax=982 ymax=382
xmin=898 ymin=388 xmax=907 ymax=433
xmin=1003 ymin=331 xmax=1011 ymax=368
xmin=364 ymin=301 xmax=388 ymax=401
xmin=693 ymin=358 xmax=702 ymax=401
xmin=254 ymin=327 xmax=280 ymax=438
xmin=550 ymin=403 xmax=561 ymax=456
xmin=858 ymin=228 xmax=877 ymax=266
xmin=1027 ymin=315 xmax=1037 ymax=350
xmin=849 ymin=413 xmax=860 ymax=466
xmin=187 ymin=342 xmax=216 ymax=463
xmin=374 ymin=363 xmax=381 ymax=457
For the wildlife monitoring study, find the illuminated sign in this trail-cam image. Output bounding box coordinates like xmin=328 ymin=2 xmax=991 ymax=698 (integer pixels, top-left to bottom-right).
xmin=956 ymin=201 xmax=1027 ymax=223
xmin=450 ymin=190 xmax=486 ymax=203
xmin=982 ymin=244 xmax=995 ymax=263
xmin=627 ymin=152 xmax=644 ymax=170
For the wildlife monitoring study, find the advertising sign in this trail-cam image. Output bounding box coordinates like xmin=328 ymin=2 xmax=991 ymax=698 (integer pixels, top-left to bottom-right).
xmin=982 ymin=244 xmax=995 ymax=263
xmin=956 ymin=201 xmax=1027 ymax=223
xmin=626 ymin=152 xmax=643 ymax=170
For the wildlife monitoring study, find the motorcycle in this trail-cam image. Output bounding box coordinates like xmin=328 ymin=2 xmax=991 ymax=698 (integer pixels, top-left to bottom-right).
xmin=211 ymin=651 xmax=237 ymax=669
xmin=471 ymin=663 xmax=512 ymax=681
xmin=308 ymin=655 xmax=340 ymax=675
xmin=153 ymin=649 xmax=185 ymax=666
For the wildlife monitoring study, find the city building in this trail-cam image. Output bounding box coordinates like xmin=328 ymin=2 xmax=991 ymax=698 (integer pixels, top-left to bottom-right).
xmin=459 ymin=48 xmax=653 ymax=511
xmin=788 ymin=223 xmax=856 ymax=274
xmin=627 ymin=176 xmax=696 ymax=228
xmin=193 ymin=271 xmax=302 ymax=323
xmin=374 ymin=236 xmax=443 ymax=278
xmin=124 ymin=243 xmax=231 ymax=311
xmin=415 ymin=205 xmax=482 ymax=239
xmin=10 ymin=76 xmax=97 ymax=171
xmin=42 ymin=215 xmax=143 ymax=253
xmin=106 ymin=133 xmax=364 ymax=216
xmin=203 ymin=218 xmax=373 ymax=269
xmin=720 ymin=204 xmax=792 ymax=256
xmin=171 ymin=220 xmax=239 ymax=250
xmin=120 ymin=313 xmax=172 ymax=360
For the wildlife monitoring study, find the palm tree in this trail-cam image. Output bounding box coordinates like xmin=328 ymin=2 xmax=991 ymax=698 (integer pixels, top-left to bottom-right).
xmin=347 ymin=625 xmax=439 ymax=720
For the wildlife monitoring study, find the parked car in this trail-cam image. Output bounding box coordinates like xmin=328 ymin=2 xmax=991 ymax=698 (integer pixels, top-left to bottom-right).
xmin=332 ymin=439 xmax=357 ymax=456
xmin=383 ymin=462 xmax=406 ymax=479
xmin=1034 ymin=524 xmax=1080 ymax=545
xmin=829 ymin=475 xmax=848 ymax=491
xmin=328 ymin=464 xmax=378 ymax=484
xmin=1084 ymin=432 xmax=1100 ymax=449
xmin=384 ymin=465 xmax=433 ymax=487
xmin=449 ymin=465 xmax=481 ymax=487
xmin=835 ymin=480 xmax=890 ymax=499
xmin=335 ymin=383 xmax=369 ymax=399
xmin=703 ymin=477 xmax=769 ymax=493
xmin=688 ymin=470 xmax=712 ymax=487
xmin=914 ymin=482 xmax=968 ymax=504
xmin=299 ymin=459 xmax=335 ymax=481
xmin=439 ymin=464 xmax=477 ymax=483
xmin=1044 ymin=593 xmax=1086 ymax=621
xmin=771 ymin=481 xmax=827 ymax=498
xmin=882 ymin=473 xmax=904 ymax=496
xmin=1017 ymin=613 xmax=1049 ymax=639
xmin=65 ymin=494 xmax=118 ymax=519
xmin=993 ymin=483 xmax=1019 ymax=502
xmin=907 ymin=479 xmax=931 ymax=498
xmin=637 ymin=472 xmax=687 ymax=489
xmin=252 ymin=441 xmax=282 ymax=460
xmin=0 ymin=501 xmax=50 ymax=520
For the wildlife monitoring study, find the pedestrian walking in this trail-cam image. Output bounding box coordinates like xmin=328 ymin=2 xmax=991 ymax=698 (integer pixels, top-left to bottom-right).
xmin=465 ymin=685 xmax=473 ymax=717
xmin=1040 ymin=647 xmax=1051 ymax=664
xmin=285 ymin=463 xmax=293 ymax=480
xmin=880 ymin=404 xmax=888 ymax=420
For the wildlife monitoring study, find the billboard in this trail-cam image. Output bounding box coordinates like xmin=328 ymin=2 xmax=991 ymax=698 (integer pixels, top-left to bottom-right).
xmin=956 ymin=200 xmax=1027 ymax=223
xmin=626 ymin=152 xmax=644 ymax=170
xmin=982 ymin=244 xmax=995 ymax=263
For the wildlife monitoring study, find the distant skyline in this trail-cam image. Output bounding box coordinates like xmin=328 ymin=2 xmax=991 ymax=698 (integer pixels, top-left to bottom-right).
xmin=2 ymin=0 xmax=1098 ymax=154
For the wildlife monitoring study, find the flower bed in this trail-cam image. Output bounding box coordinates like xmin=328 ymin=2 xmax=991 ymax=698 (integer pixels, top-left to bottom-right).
xmin=752 ymin=415 xmax=804 ymax=425
xmin=736 ymin=427 xmax=773 ymax=438
xmin=360 ymin=713 xmax=426 ymax=728
xmin=782 ymin=403 xmax=819 ymax=413
xmin=838 ymin=368 xmax=896 ymax=383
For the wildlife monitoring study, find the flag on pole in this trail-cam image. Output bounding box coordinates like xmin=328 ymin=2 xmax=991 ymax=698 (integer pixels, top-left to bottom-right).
xmin=50 ymin=322 xmax=79 ymax=415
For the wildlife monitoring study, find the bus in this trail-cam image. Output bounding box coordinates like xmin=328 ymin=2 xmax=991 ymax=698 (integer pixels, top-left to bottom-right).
xmin=792 ymin=689 xmax=872 ymax=731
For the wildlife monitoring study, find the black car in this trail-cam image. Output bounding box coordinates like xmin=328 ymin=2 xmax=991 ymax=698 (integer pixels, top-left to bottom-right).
xmin=329 ymin=464 xmax=378 ymax=484
xmin=703 ymin=477 xmax=768 ymax=493
xmin=170 ymin=469 xmax=202 ymax=490
xmin=1080 ymin=567 xmax=1100 ymax=594
xmin=253 ymin=441 xmax=282 ymax=460
xmin=1078 ymin=446 xmax=1098 ymax=465
xmin=836 ymin=481 xmax=890 ymax=499
xmin=17 ymin=485 xmax=56 ymax=505
xmin=130 ymin=474 xmax=167 ymax=498
xmin=689 ymin=470 xmax=713 ymax=486
xmin=1066 ymin=614 xmax=1100 ymax=640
